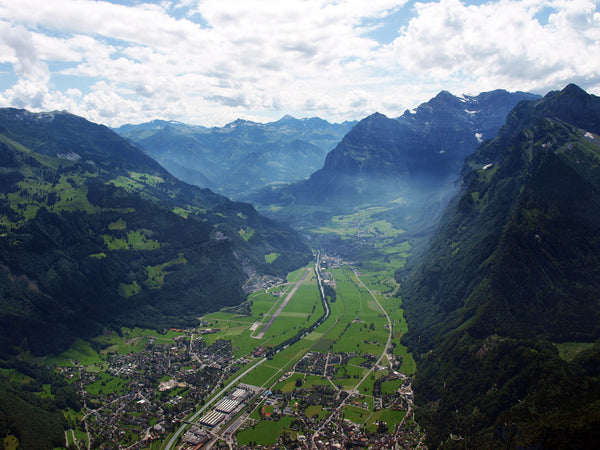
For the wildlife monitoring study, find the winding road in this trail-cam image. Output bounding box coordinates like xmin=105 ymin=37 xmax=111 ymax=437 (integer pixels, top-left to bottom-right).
xmin=311 ymin=265 xmax=394 ymax=447
xmin=353 ymin=268 xmax=393 ymax=390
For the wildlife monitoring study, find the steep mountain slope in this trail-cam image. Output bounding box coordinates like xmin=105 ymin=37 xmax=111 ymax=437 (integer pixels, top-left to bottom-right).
xmin=322 ymin=89 xmax=538 ymax=181
xmin=0 ymin=108 xmax=311 ymax=356
xmin=115 ymin=116 xmax=356 ymax=197
xmin=400 ymin=84 xmax=600 ymax=448
xmin=251 ymin=90 xmax=537 ymax=230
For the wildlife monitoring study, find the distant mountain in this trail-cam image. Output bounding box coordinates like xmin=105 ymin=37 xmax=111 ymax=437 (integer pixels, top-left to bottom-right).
xmin=252 ymin=89 xmax=538 ymax=225
xmin=115 ymin=116 xmax=356 ymax=197
xmin=323 ymin=89 xmax=539 ymax=181
xmin=400 ymin=85 xmax=600 ymax=448
xmin=0 ymin=108 xmax=311 ymax=357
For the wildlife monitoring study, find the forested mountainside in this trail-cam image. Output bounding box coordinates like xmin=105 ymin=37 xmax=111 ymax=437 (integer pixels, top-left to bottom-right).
xmin=252 ymin=89 xmax=537 ymax=226
xmin=115 ymin=116 xmax=356 ymax=197
xmin=0 ymin=109 xmax=311 ymax=357
xmin=400 ymin=84 xmax=600 ymax=448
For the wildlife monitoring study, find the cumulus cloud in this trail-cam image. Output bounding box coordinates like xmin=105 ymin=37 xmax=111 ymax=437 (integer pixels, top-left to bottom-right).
xmin=0 ymin=21 xmax=49 ymax=79
xmin=0 ymin=0 xmax=598 ymax=126
xmin=388 ymin=0 xmax=600 ymax=94
xmin=2 ymin=78 xmax=49 ymax=108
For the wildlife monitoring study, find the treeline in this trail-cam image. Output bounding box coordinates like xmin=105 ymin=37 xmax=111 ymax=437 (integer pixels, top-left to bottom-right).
xmin=323 ymin=283 xmax=336 ymax=302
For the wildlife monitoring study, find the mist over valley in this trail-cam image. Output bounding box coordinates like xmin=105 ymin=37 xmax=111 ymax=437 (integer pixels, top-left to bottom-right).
xmin=2 ymin=0 xmax=600 ymax=448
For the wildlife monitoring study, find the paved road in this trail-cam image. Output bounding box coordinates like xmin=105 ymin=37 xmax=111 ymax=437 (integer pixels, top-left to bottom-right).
xmin=353 ymin=268 xmax=393 ymax=389
xmin=311 ymin=265 xmax=392 ymax=448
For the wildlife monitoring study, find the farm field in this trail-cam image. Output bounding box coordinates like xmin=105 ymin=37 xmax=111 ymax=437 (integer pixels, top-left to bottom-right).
xmin=199 ymin=262 xmax=323 ymax=357
xmin=195 ymin=241 xmax=416 ymax=447
xmin=197 ymin=207 xmax=421 ymax=447
xmin=236 ymin=416 xmax=294 ymax=446
xmin=20 ymin=215 xmax=419 ymax=449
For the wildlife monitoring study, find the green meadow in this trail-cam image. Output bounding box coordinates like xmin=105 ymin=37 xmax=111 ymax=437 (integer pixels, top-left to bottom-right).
xmin=44 ymin=338 xmax=104 ymax=368
xmin=86 ymin=371 xmax=126 ymax=396
xmin=311 ymin=206 xmax=406 ymax=239
xmin=265 ymin=252 xmax=281 ymax=263
xmin=4 ymin=172 xmax=99 ymax=225
xmin=365 ymin=408 xmax=406 ymax=433
xmin=201 ymin=263 xmax=323 ymax=357
xmin=34 ymin=203 xmax=419 ymax=448
xmin=342 ymin=404 xmax=371 ymax=424
xmin=236 ymin=416 xmax=294 ymax=446
xmin=554 ymin=342 xmax=597 ymax=361
xmin=239 ymin=226 xmax=255 ymax=241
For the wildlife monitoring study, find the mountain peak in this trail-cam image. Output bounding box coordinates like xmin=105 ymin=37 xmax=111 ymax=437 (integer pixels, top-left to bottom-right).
xmin=429 ymin=90 xmax=464 ymax=107
xmin=561 ymin=83 xmax=588 ymax=97
xmin=225 ymin=118 xmax=258 ymax=128
xmin=278 ymin=114 xmax=297 ymax=121
xmin=501 ymin=83 xmax=600 ymax=141
xmin=366 ymin=112 xmax=389 ymax=120
xmin=436 ymin=89 xmax=455 ymax=98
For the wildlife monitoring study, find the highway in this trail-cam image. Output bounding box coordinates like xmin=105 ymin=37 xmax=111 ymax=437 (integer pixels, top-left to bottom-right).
xmin=166 ymin=250 xmax=335 ymax=449
xmin=164 ymin=357 xmax=266 ymax=450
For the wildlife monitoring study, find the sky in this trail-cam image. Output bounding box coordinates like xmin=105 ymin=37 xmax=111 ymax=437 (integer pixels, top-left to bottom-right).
xmin=0 ymin=0 xmax=599 ymax=127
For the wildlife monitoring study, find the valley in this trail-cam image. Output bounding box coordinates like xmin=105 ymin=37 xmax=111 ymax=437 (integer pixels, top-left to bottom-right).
xmin=23 ymin=232 xmax=419 ymax=449
xmin=3 ymin=85 xmax=600 ymax=449
xmin=4 ymin=0 xmax=600 ymax=446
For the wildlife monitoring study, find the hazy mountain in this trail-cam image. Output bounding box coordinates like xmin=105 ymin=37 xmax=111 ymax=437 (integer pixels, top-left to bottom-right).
xmin=400 ymin=84 xmax=600 ymax=448
xmin=0 ymin=108 xmax=311 ymax=356
xmin=115 ymin=116 xmax=356 ymax=198
xmin=251 ymin=89 xmax=538 ymax=226
xmin=322 ymin=89 xmax=539 ymax=181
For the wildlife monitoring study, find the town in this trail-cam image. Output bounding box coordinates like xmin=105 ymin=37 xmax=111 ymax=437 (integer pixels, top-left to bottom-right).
xmin=49 ymin=252 xmax=423 ymax=449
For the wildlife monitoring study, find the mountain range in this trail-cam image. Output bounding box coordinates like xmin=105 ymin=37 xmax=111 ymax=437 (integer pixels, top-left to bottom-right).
xmin=0 ymin=109 xmax=311 ymax=356
xmin=400 ymin=84 xmax=600 ymax=448
xmin=2 ymin=84 xmax=600 ymax=448
xmin=251 ymin=89 xmax=538 ymax=226
xmin=115 ymin=116 xmax=356 ymax=198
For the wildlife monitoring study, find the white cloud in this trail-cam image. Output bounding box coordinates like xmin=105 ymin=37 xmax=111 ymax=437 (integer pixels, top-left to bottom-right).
xmin=388 ymin=0 xmax=600 ymax=94
xmin=2 ymin=77 xmax=49 ymax=108
xmin=0 ymin=0 xmax=598 ymax=126
xmin=0 ymin=21 xmax=49 ymax=79
xmin=0 ymin=0 xmax=202 ymax=49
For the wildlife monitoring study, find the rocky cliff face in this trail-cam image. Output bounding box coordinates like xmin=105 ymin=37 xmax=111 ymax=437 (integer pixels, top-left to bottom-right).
xmin=318 ymin=89 xmax=539 ymax=183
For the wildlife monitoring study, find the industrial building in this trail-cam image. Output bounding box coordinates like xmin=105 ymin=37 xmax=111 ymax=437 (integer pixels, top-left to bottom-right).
xmin=230 ymin=388 xmax=250 ymax=399
xmin=215 ymin=397 xmax=240 ymax=414
xmin=198 ymin=410 xmax=225 ymax=427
